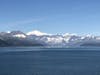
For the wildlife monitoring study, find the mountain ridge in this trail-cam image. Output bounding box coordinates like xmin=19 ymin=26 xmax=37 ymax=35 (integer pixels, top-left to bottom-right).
xmin=0 ymin=30 xmax=100 ymax=47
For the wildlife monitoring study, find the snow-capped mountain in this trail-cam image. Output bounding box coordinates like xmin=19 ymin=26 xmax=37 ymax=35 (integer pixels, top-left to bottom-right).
xmin=26 ymin=30 xmax=51 ymax=36
xmin=0 ymin=30 xmax=100 ymax=47
xmin=0 ymin=31 xmax=42 ymax=46
xmin=26 ymin=30 xmax=100 ymax=47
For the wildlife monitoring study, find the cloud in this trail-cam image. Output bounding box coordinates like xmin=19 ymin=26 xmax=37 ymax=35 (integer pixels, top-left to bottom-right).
xmin=1 ymin=18 xmax=43 ymax=26
xmin=0 ymin=18 xmax=44 ymax=31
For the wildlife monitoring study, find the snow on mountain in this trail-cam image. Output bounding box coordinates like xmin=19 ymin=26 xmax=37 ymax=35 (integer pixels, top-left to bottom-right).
xmin=4 ymin=31 xmax=27 ymax=38
xmin=42 ymin=35 xmax=64 ymax=46
xmin=10 ymin=31 xmax=25 ymax=35
xmin=0 ymin=31 xmax=43 ymax=46
xmin=25 ymin=30 xmax=100 ymax=46
xmin=0 ymin=31 xmax=27 ymax=38
xmin=13 ymin=34 xmax=26 ymax=38
xmin=0 ymin=30 xmax=100 ymax=47
xmin=7 ymin=31 xmax=11 ymax=33
xmin=26 ymin=30 xmax=49 ymax=36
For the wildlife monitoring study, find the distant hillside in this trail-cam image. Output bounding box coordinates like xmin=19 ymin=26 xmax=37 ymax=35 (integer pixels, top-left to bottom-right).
xmin=0 ymin=30 xmax=100 ymax=47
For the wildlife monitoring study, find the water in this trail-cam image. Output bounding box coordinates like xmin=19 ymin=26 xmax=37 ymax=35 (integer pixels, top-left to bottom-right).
xmin=0 ymin=47 xmax=100 ymax=75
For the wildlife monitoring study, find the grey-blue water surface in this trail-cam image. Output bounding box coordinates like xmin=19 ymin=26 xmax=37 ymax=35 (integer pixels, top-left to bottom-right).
xmin=0 ymin=47 xmax=100 ymax=75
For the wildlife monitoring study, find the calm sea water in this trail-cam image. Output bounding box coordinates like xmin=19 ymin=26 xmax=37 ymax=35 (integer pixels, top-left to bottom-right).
xmin=0 ymin=47 xmax=100 ymax=75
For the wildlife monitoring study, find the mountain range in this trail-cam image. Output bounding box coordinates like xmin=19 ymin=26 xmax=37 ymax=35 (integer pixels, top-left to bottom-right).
xmin=0 ymin=30 xmax=100 ymax=47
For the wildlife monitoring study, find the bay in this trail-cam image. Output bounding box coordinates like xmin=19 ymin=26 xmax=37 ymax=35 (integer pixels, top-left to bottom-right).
xmin=0 ymin=47 xmax=100 ymax=75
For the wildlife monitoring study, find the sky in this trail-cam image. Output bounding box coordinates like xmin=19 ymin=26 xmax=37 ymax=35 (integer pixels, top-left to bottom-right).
xmin=0 ymin=0 xmax=100 ymax=35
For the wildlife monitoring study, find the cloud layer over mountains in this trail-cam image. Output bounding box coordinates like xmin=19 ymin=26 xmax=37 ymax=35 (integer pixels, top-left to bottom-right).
xmin=0 ymin=30 xmax=100 ymax=47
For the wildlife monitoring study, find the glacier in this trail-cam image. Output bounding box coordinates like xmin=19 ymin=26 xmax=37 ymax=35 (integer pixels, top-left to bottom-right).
xmin=0 ymin=30 xmax=100 ymax=47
